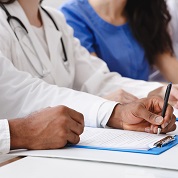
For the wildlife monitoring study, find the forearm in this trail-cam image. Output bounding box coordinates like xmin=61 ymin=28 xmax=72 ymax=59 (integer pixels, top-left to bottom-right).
xmin=155 ymin=53 xmax=178 ymax=83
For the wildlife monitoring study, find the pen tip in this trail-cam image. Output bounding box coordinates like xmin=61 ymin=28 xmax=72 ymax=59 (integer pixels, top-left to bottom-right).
xmin=157 ymin=128 xmax=161 ymax=135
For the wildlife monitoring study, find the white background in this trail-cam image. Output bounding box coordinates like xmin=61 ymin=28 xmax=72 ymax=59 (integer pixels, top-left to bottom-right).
xmin=43 ymin=0 xmax=67 ymax=8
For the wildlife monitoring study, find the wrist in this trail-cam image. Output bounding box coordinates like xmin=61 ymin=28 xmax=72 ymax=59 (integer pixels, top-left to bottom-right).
xmin=106 ymin=104 xmax=123 ymax=129
xmin=8 ymin=118 xmax=30 ymax=150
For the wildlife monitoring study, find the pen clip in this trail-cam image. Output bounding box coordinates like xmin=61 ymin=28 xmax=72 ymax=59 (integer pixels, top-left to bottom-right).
xmin=153 ymin=136 xmax=175 ymax=148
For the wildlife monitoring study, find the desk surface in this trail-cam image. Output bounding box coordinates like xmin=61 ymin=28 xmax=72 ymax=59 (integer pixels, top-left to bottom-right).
xmin=0 ymin=156 xmax=178 ymax=178
xmin=1 ymin=122 xmax=178 ymax=177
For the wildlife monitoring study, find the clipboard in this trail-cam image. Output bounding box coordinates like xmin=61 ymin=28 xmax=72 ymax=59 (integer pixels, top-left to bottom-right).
xmin=176 ymin=118 xmax=178 ymax=121
xmin=71 ymin=136 xmax=178 ymax=155
xmin=69 ymin=127 xmax=178 ymax=155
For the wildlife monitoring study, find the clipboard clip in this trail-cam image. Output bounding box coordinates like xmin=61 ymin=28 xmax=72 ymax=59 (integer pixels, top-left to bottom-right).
xmin=153 ymin=136 xmax=175 ymax=148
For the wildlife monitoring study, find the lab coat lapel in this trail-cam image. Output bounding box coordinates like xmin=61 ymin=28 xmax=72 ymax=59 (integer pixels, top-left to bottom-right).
xmin=40 ymin=8 xmax=62 ymax=65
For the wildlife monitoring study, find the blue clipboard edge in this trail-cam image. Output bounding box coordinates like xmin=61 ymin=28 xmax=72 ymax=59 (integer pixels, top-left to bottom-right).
xmin=69 ymin=135 xmax=178 ymax=155
xmin=176 ymin=118 xmax=178 ymax=121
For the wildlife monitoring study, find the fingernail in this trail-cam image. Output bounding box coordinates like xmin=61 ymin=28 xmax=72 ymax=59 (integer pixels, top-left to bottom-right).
xmin=155 ymin=116 xmax=163 ymax=124
xmin=162 ymin=122 xmax=169 ymax=129
xmin=145 ymin=127 xmax=151 ymax=133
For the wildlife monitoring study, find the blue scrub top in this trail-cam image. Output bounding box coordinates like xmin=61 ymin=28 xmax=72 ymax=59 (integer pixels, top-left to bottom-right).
xmin=60 ymin=0 xmax=150 ymax=80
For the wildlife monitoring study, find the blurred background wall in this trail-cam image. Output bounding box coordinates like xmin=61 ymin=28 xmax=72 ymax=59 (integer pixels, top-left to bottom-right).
xmin=43 ymin=0 xmax=67 ymax=8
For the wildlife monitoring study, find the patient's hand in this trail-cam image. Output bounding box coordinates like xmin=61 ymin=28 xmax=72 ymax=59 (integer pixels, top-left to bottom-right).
xmin=103 ymin=89 xmax=138 ymax=104
xmin=148 ymin=84 xmax=178 ymax=109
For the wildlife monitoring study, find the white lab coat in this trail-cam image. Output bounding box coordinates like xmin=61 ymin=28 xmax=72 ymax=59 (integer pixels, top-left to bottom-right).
xmin=0 ymin=2 xmax=162 ymax=154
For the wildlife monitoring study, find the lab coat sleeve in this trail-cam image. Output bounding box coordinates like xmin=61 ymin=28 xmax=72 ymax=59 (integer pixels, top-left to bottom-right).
xmin=0 ymin=120 xmax=10 ymax=154
xmin=52 ymin=10 xmax=163 ymax=98
xmin=0 ymin=52 xmax=118 ymax=127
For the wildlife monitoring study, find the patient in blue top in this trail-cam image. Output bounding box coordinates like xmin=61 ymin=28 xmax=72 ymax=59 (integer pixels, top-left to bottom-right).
xmin=59 ymin=0 xmax=178 ymax=83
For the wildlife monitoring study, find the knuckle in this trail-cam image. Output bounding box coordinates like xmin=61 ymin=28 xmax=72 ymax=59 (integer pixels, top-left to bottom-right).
xmin=135 ymin=103 xmax=143 ymax=111
xmin=59 ymin=116 xmax=69 ymax=127
xmin=57 ymin=105 xmax=68 ymax=113
xmin=148 ymin=113 xmax=154 ymax=120
xmin=118 ymin=89 xmax=124 ymax=94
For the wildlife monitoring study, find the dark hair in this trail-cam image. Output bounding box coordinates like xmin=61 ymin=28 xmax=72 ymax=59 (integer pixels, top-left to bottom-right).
xmin=126 ymin=0 xmax=173 ymax=65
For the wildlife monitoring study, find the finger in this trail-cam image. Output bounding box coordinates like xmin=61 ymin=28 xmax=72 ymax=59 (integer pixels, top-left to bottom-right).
xmin=161 ymin=115 xmax=176 ymax=133
xmin=160 ymin=104 xmax=174 ymax=129
xmin=124 ymin=121 xmax=150 ymax=132
xmin=145 ymin=125 xmax=158 ymax=134
xmin=67 ymin=130 xmax=80 ymax=144
xmin=150 ymin=115 xmax=176 ymax=134
xmin=68 ymin=117 xmax=84 ymax=135
xmin=161 ymin=124 xmax=176 ymax=134
xmin=68 ymin=108 xmax=84 ymax=126
xmin=136 ymin=107 xmax=164 ymax=126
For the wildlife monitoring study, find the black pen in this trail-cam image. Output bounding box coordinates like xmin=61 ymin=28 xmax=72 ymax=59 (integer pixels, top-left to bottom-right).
xmin=157 ymin=82 xmax=172 ymax=135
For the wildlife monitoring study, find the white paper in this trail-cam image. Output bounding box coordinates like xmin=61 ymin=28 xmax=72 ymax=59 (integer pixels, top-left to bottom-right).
xmin=77 ymin=127 xmax=172 ymax=150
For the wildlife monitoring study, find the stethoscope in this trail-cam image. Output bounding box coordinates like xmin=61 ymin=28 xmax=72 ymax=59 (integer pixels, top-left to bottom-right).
xmin=0 ymin=4 xmax=68 ymax=78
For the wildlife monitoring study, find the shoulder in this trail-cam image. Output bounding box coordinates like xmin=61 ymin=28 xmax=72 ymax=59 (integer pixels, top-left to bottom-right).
xmin=60 ymin=0 xmax=83 ymax=11
xmin=59 ymin=0 xmax=88 ymax=19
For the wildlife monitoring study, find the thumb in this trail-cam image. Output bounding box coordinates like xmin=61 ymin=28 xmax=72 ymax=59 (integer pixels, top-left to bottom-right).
xmin=138 ymin=109 xmax=164 ymax=125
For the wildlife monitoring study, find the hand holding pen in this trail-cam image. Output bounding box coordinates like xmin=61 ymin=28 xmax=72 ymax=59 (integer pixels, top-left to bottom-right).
xmin=157 ymin=83 xmax=172 ymax=135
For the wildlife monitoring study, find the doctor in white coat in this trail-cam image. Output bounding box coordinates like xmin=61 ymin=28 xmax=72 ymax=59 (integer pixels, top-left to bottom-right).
xmin=0 ymin=53 xmax=176 ymax=154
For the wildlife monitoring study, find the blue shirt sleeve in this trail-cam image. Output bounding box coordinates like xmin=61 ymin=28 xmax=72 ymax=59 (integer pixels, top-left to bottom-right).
xmin=60 ymin=5 xmax=96 ymax=53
